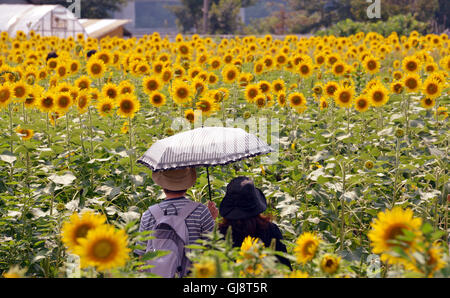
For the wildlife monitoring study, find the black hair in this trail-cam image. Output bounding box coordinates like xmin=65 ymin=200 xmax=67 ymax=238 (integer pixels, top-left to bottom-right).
xmin=46 ymin=51 xmax=58 ymax=61
xmin=86 ymin=50 xmax=97 ymax=59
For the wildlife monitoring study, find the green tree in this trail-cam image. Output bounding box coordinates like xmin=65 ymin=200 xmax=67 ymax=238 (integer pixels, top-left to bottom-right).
xmin=28 ymin=0 xmax=130 ymax=19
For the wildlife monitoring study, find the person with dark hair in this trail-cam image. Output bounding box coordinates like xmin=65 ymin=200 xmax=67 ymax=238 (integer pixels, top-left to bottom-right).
xmin=46 ymin=51 xmax=58 ymax=61
xmin=219 ymin=176 xmax=292 ymax=270
xmin=86 ymin=49 xmax=97 ymax=59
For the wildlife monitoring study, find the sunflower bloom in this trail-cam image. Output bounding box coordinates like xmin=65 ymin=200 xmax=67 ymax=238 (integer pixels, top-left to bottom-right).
xmin=320 ymin=254 xmax=341 ymax=274
xmin=61 ymin=211 xmax=107 ymax=252
xmin=294 ymin=232 xmax=321 ymax=264
xmin=117 ymin=94 xmax=140 ymax=119
xmin=74 ymin=224 xmax=130 ymax=272
xmin=368 ymin=207 xmax=423 ymax=265
xmin=192 ymin=260 xmax=217 ymax=278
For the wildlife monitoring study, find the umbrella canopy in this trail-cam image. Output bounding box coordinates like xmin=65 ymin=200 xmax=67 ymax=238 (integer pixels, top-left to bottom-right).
xmin=137 ymin=127 xmax=273 ymax=172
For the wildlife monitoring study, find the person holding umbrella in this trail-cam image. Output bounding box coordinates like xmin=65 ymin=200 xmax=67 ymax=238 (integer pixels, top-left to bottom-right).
xmin=134 ymin=167 xmax=219 ymax=277
xmin=218 ymin=176 xmax=292 ymax=270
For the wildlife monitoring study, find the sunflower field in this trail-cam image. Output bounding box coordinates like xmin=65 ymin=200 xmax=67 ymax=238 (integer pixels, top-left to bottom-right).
xmin=0 ymin=30 xmax=449 ymax=278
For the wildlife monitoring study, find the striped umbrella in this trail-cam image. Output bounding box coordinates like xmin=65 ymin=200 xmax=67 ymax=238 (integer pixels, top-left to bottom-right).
xmin=137 ymin=127 xmax=273 ymax=199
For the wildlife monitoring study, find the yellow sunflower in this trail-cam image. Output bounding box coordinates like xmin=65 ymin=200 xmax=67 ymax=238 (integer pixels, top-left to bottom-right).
xmin=86 ymin=58 xmax=106 ymax=79
xmin=0 ymin=83 xmax=13 ymax=109
xmin=171 ymin=80 xmax=193 ymax=105
xmin=367 ymin=84 xmax=389 ymax=108
xmin=38 ymin=92 xmax=56 ymax=113
xmin=75 ymin=75 xmax=91 ymax=90
xmin=15 ymin=126 xmax=34 ymax=141
xmin=192 ymin=260 xmax=217 ymax=278
xmin=222 ymin=64 xmax=240 ymax=84
xmin=196 ymin=97 xmax=218 ymax=117
xmin=420 ymin=97 xmax=435 ymax=109
xmin=184 ymin=109 xmax=195 ymax=123
xmin=244 ymin=83 xmax=260 ymax=103
xmin=142 ymin=76 xmax=162 ymax=94
xmin=272 ymin=79 xmax=285 ymax=94
xmin=55 ymin=92 xmax=73 ymax=114
xmin=368 ymin=207 xmax=423 ymax=265
xmin=362 ymin=56 xmax=380 ymax=74
xmin=74 ymin=224 xmax=130 ymax=272
xmin=61 ymin=211 xmax=107 ymax=252
xmin=402 ymin=56 xmax=421 ymax=73
xmin=403 ymin=73 xmax=422 ymax=93
xmin=320 ymin=254 xmax=341 ymax=274
xmin=422 ymin=77 xmax=443 ymax=99
xmin=96 ymin=97 xmax=115 ymax=117
xmin=148 ymin=91 xmax=166 ymax=108
xmin=117 ymin=94 xmax=140 ymax=119
xmin=324 ymin=81 xmax=339 ymax=98
xmin=334 ymin=85 xmax=354 ymax=108
xmin=288 ymin=92 xmax=306 ymax=108
xmin=355 ymin=95 xmax=370 ymax=112
xmin=12 ymin=81 xmax=29 ymax=99
xmin=258 ymin=80 xmax=271 ymax=94
xmin=293 ymin=232 xmax=321 ymax=264
xmin=285 ymin=270 xmax=309 ymax=278
xmin=102 ymin=83 xmax=120 ymax=102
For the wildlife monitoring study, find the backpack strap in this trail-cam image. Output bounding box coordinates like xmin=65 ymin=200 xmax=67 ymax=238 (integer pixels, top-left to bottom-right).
xmin=178 ymin=200 xmax=200 ymax=220
xmin=148 ymin=204 xmax=165 ymax=222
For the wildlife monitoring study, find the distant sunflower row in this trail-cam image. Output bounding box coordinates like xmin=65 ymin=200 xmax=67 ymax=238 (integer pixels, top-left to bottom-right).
xmin=0 ymin=30 xmax=449 ymax=130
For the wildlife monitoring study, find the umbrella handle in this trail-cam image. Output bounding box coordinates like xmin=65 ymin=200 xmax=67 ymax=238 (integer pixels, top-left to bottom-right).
xmin=206 ymin=166 xmax=212 ymax=201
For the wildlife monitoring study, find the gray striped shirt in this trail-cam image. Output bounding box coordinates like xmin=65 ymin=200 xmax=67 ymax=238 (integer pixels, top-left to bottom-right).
xmin=134 ymin=197 xmax=215 ymax=256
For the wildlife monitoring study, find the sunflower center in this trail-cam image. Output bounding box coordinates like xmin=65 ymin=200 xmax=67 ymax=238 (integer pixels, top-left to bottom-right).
xmin=226 ymin=70 xmax=236 ymax=80
xmin=58 ymin=96 xmax=70 ymax=108
xmin=93 ymin=239 xmax=114 ymax=259
xmin=147 ymin=80 xmax=158 ymax=91
xmin=120 ymin=100 xmax=133 ymax=112
xmin=424 ymin=98 xmax=433 ymax=106
xmin=15 ymin=86 xmax=26 ymax=98
xmin=367 ymin=60 xmax=377 ymax=70
xmin=291 ymin=96 xmax=302 ymax=105
xmin=186 ymin=113 xmax=194 ymax=121
xmin=406 ymin=61 xmax=417 ymax=71
xmin=91 ymin=64 xmax=102 ymax=74
xmin=385 ymin=224 xmax=410 ymax=246
xmin=300 ymin=65 xmax=309 ymax=74
xmin=248 ymin=89 xmax=258 ymax=98
xmin=339 ymin=91 xmax=351 ymax=103
xmin=260 ymin=84 xmax=269 ymax=92
xmin=335 ymin=64 xmax=344 ymax=73
xmin=405 ymin=78 xmax=417 ymax=89
xmin=326 ymin=86 xmax=336 ymax=95
xmin=426 ymin=83 xmax=438 ymax=95
xmin=152 ymin=95 xmax=162 ymax=104
xmin=357 ymin=99 xmax=367 ymax=108
xmin=302 ymin=241 xmax=316 ymax=256
xmin=0 ymin=89 xmax=10 ymax=102
xmin=107 ymin=89 xmax=117 ymax=98
xmin=373 ymin=91 xmax=384 ymax=102
xmin=325 ymin=259 xmax=334 ymax=268
xmin=58 ymin=67 xmax=66 ymax=76
xmin=176 ymin=87 xmax=188 ymax=98
xmin=43 ymin=97 xmax=53 ymax=108
xmin=75 ymin=224 xmax=92 ymax=240
xmin=101 ymin=103 xmax=112 ymax=113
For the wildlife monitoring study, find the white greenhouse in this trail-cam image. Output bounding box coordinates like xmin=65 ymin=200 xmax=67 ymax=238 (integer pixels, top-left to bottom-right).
xmin=0 ymin=4 xmax=87 ymax=38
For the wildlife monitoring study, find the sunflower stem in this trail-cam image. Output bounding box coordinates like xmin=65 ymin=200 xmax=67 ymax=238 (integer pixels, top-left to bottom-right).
xmin=129 ymin=116 xmax=134 ymax=177
xmin=66 ymin=111 xmax=71 ymax=166
xmin=8 ymin=103 xmax=14 ymax=154
xmin=88 ymin=106 xmax=94 ymax=155
xmin=339 ymin=161 xmax=346 ymax=252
